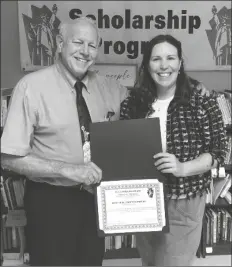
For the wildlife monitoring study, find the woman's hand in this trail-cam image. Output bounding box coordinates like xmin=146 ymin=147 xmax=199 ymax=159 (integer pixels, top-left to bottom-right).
xmin=153 ymin=152 xmax=184 ymax=177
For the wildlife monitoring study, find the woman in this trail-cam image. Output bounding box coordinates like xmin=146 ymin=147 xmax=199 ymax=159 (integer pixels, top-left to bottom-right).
xmin=120 ymin=34 xmax=228 ymax=266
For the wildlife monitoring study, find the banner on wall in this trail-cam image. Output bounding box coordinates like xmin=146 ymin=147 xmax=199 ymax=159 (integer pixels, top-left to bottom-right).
xmin=18 ymin=1 xmax=231 ymax=71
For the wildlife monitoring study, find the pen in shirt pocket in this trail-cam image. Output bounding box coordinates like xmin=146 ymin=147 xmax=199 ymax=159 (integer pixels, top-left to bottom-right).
xmin=105 ymin=111 xmax=115 ymax=121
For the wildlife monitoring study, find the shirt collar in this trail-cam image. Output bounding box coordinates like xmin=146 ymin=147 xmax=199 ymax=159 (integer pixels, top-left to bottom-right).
xmin=56 ymin=60 xmax=90 ymax=93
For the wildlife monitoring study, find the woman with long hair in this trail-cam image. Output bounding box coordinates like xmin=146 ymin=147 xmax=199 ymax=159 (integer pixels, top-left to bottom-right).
xmin=120 ymin=34 xmax=228 ymax=266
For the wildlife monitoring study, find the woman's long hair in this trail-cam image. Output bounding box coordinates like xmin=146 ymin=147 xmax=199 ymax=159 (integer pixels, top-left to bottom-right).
xmin=135 ymin=34 xmax=194 ymax=106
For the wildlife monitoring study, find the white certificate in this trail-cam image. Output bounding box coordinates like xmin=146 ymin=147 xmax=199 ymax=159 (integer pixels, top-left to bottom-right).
xmin=96 ymin=179 xmax=166 ymax=234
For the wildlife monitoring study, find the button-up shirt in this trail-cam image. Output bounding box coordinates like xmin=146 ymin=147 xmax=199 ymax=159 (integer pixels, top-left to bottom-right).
xmin=1 ymin=61 xmax=128 ymax=185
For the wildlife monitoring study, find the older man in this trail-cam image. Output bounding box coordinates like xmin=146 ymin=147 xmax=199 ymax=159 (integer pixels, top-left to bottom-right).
xmin=1 ymin=17 xmax=128 ymax=266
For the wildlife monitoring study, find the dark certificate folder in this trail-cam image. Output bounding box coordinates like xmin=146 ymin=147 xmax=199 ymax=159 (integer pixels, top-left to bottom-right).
xmin=89 ymin=118 xmax=169 ymax=235
xmin=90 ymin=118 xmax=164 ymax=180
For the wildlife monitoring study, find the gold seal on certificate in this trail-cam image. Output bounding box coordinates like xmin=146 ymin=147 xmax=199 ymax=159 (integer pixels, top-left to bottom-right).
xmin=97 ymin=179 xmax=166 ymax=234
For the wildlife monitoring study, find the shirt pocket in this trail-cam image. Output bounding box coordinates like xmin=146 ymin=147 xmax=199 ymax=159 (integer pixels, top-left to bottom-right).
xmin=35 ymin=123 xmax=80 ymax=147
xmin=103 ymin=110 xmax=118 ymax=121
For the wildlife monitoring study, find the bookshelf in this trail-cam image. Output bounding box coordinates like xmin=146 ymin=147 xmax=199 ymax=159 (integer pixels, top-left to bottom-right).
xmin=1 ymin=88 xmax=28 ymax=265
xmin=205 ymin=241 xmax=231 ymax=256
xmin=196 ymin=89 xmax=232 ymax=259
xmin=0 ymin=170 xmax=27 ymax=265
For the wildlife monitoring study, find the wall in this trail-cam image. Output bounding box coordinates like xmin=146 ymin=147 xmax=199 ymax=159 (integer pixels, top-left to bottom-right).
xmin=1 ymin=1 xmax=231 ymax=91
xmin=1 ymin=1 xmax=24 ymax=89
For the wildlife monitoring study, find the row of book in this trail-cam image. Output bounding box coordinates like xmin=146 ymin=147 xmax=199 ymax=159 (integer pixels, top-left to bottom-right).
xmin=1 ymin=210 xmax=26 ymax=259
xmin=1 ymin=226 xmax=24 ymax=252
xmin=105 ymin=234 xmax=136 ymax=251
xmin=1 ymin=175 xmax=26 ymax=260
xmin=215 ymin=90 xmax=231 ymax=126
xmin=206 ymin=174 xmax=232 ymax=205
xmin=1 ymin=88 xmax=26 ymax=264
xmin=1 ymin=176 xmax=25 ymax=211
xmin=198 ymin=206 xmax=232 ymax=258
xmin=206 ymin=206 xmax=232 ymax=243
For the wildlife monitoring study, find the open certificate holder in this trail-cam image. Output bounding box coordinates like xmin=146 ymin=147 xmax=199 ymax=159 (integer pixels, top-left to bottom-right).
xmin=90 ymin=118 xmax=169 ymax=236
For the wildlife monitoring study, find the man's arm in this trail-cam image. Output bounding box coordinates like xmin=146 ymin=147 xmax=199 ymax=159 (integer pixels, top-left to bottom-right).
xmin=1 ymin=153 xmax=102 ymax=186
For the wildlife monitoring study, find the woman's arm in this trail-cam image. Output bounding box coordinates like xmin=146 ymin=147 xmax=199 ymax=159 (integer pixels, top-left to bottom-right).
xmin=181 ymin=153 xmax=219 ymax=176
xmin=153 ymin=152 xmax=217 ymax=177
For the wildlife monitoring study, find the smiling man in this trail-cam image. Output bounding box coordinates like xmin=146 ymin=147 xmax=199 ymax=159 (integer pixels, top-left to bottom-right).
xmin=57 ymin=18 xmax=99 ymax=79
xmin=1 ymin=17 xmax=128 ymax=266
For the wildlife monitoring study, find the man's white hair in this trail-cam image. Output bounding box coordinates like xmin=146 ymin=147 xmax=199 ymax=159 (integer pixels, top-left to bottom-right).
xmin=58 ymin=16 xmax=101 ymax=46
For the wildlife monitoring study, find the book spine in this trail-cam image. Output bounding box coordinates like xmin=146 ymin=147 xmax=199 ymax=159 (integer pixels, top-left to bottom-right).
xmin=224 ymin=210 xmax=230 ymax=241
xmin=227 ymin=217 xmax=232 ymax=242
xmin=7 ymin=178 xmax=18 ymax=209
xmin=1 ymin=183 xmax=9 ymax=209
xmin=18 ymin=227 xmax=25 ymax=259
xmin=201 ymin=214 xmax=207 ymax=258
xmin=7 ymin=228 xmax=12 ymax=251
xmin=105 ymin=236 xmax=109 ymax=251
xmin=217 ymin=209 xmax=221 ymax=241
xmin=12 ymin=180 xmax=24 ymax=208
xmin=11 ymin=227 xmax=17 ymax=249
xmin=1 ymin=99 xmax=8 ymax=127
xmin=3 ymin=181 xmax=13 ymax=210
xmin=2 ymin=227 xmax=8 ymax=251
xmin=221 ymin=209 xmax=226 ymax=241
xmin=205 ymin=211 xmax=213 ymax=248
xmin=224 ymin=192 xmax=231 ymax=204
xmin=210 ymin=208 xmax=217 ymax=244
xmin=131 ymin=234 xmax=136 ymax=248
xmin=220 ymin=177 xmax=232 ymax=198
xmin=114 ymin=235 xmax=122 ymax=249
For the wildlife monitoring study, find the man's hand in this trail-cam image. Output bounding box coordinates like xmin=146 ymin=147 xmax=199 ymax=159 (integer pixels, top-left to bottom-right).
xmin=153 ymin=152 xmax=184 ymax=177
xmin=82 ymin=185 xmax=95 ymax=194
xmin=61 ymin=161 xmax=102 ymax=185
xmin=1 ymin=154 xmax=102 ymax=187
